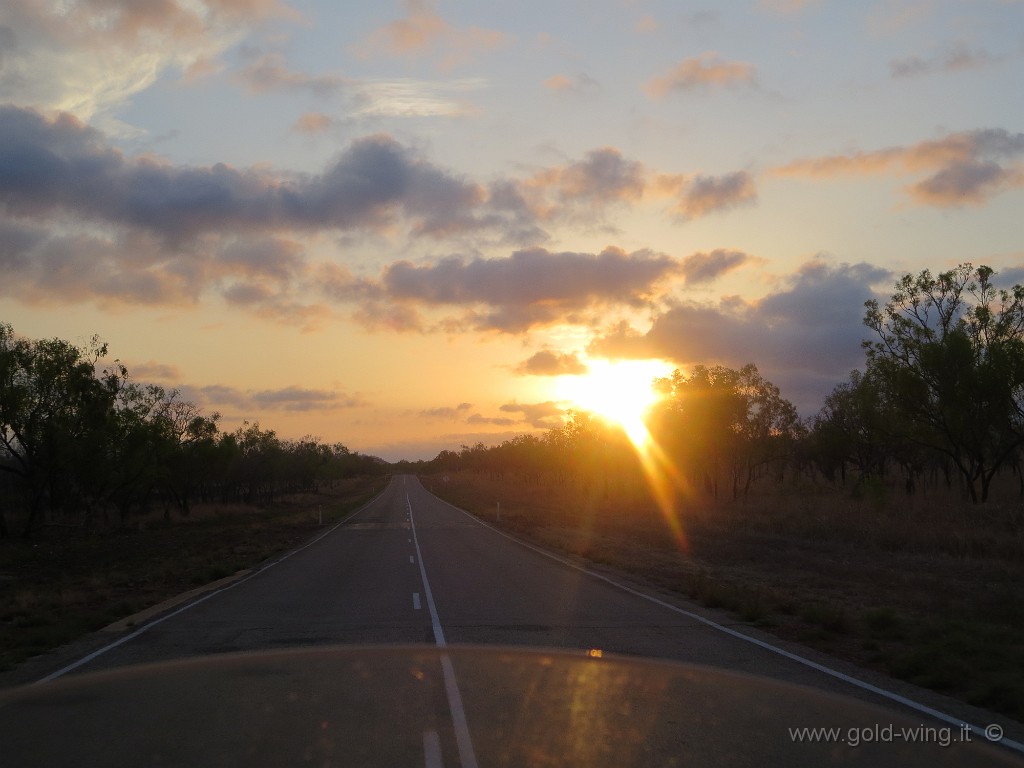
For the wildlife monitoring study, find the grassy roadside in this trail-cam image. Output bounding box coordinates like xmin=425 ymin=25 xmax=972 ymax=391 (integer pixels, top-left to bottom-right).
xmin=0 ymin=477 xmax=385 ymax=674
xmin=423 ymin=470 xmax=1024 ymax=722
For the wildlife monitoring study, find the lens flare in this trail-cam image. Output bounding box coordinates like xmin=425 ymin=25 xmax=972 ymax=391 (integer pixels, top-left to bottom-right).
xmin=555 ymin=358 xmax=691 ymax=552
xmin=555 ymin=359 xmax=668 ymax=448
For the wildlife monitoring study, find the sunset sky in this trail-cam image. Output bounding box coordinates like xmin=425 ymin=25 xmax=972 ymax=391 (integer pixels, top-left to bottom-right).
xmin=1 ymin=0 xmax=1022 ymax=460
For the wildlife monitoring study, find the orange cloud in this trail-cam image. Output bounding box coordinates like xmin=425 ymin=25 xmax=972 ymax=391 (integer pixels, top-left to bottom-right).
xmin=645 ymin=53 xmax=756 ymax=98
xmin=353 ymin=0 xmax=507 ymax=71
xmin=514 ymin=350 xmax=588 ymax=376
xmin=635 ymin=14 xmax=659 ymax=33
xmin=772 ymin=129 xmax=1024 ymax=207
xmin=291 ymin=112 xmax=333 ymax=134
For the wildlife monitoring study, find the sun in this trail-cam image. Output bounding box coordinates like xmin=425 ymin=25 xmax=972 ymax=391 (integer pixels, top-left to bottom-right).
xmin=555 ymin=358 xmax=673 ymax=445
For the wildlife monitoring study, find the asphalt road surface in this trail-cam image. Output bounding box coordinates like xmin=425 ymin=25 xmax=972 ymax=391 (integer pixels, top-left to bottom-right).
xmin=4 ymin=475 xmax=1022 ymax=767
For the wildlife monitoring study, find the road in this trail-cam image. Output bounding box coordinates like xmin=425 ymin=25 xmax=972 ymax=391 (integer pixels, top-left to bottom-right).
xmin=3 ymin=475 xmax=1022 ymax=767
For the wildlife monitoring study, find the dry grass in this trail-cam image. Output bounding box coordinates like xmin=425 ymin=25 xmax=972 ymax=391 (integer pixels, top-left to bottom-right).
xmin=0 ymin=477 xmax=384 ymax=674
xmin=425 ymin=469 xmax=1024 ymax=721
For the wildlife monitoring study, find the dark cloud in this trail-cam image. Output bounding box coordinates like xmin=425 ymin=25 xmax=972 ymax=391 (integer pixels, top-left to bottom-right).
xmin=251 ymin=386 xmax=362 ymax=411
xmin=217 ymin=236 xmax=305 ymax=282
xmin=0 ymin=107 xmax=760 ymax=275
xmin=371 ymin=246 xmax=681 ymax=332
xmin=589 ymin=260 xmax=891 ymax=413
xmin=514 ymin=350 xmax=588 ymax=376
xmin=890 ymin=45 xmax=999 ymax=78
xmin=0 ymin=108 xmax=759 ymax=324
xmin=0 ymin=221 xmax=203 ymax=306
xmin=908 ymin=160 xmax=1019 ymax=207
xmin=383 ymin=246 xmax=678 ymax=307
xmin=181 ymin=383 xmax=366 ymax=413
xmin=680 ymin=249 xmax=751 ymax=284
xmin=0 ymin=106 xmax=486 ymax=240
xmin=674 ymin=172 xmax=757 ymax=219
xmin=520 ymin=148 xmax=646 ymax=226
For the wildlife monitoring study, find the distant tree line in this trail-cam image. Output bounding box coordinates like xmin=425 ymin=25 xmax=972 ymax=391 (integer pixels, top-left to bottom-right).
xmin=415 ymin=264 xmax=1024 ymax=507
xmin=0 ymin=323 xmax=387 ymax=538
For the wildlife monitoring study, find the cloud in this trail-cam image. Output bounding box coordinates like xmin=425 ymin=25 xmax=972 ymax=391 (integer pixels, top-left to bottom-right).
xmin=543 ymin=73 xmax=601 ymax=97
xmin=909 ymin=161 xmax=1023 ymax=207
xmin=0 ymin=209 xmax=337 ymax=325
xmin=417 ymin=400 xmax=561 ymax=430
xmin=420 ymin=403 xmax=473 ymax=419
xmin=0 ymin=219 xmax=206 ymax=307
xmin=232 ymin=46 xmax=486 ymax=119
xmin=673 ymin=171 xmax=757 ymax=219
xmin=498 ymin=401 xmax=564 ymax=429
xmin=514 ymin=350 xmax=589 ymax=376
xmin=890 ymin=44 xmax=999 ymax=78
xmin=466 ymin=412 xmax=517 ymax=427
xmin=772 ymin=128 xmax=1024 ymax=207
xmin=645 ymin=53 xmax=756 ymax=98
xmin=524 ymin=147 xmax=646 ymax=217
xmin=352 ymin=0 xmax=507 ymax=71
xmin=292 ymin=112 xmax=333 ymax=134
xmin=635 ymin=14 xmax=659 ymax=33
xmin=588 ymin=259 xmax=891 ymax=413
xmin=0 ymin=106 xmax=487 ymax=240
xmin=0 ymin=110 xmax=758 ymax=322
xmin=350 ymin=78 xmax=485 ymax=118
xmin=182 ymin=383 xmax=366 ymax=413
xmin=251 ymin=386 xmax=362 ymax=411
xmin=512 ymin=150 xmax=758 ymax=225
xmin=0 ymin=108 xmax=760 ymax=269
xmin=124 ymin=361 xmax=183 ymax=382
xmin=680 ymin=249 xmax=752 ymax=284
xmin=367 ymin=246 xmax=683 ymax=332
xmin=0 ymin=0 xmax=300 ymax=126
xmin=233 ymin=52 xmax=349 ymax=96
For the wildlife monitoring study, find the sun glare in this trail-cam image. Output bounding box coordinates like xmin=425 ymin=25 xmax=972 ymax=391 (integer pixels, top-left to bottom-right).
xmin=555 ymin=359 xmax=672 ymax=445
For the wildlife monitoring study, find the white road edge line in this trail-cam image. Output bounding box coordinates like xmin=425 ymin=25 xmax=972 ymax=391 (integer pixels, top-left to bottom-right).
xmin=408 ymin=493 xmax=479 ymax=768
xmin=34 ymin=482 xmax=390 ymax=685
xmin=424 ymin=482 xmax=1024 ymax=757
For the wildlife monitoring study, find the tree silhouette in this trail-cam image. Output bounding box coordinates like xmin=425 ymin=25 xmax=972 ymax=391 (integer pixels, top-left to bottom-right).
xmin=863 ymin=264 xmax=1024 ymax=502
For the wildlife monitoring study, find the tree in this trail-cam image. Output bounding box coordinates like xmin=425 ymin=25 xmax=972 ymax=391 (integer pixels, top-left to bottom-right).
xmin=652 ymin=363 xmax=801 ymax=498
xmin=863 ymin=264 xmax=1024 ymax=502
xmin=811 ymin=369 xmax=893 ymax=485
xmin=0 ymin=324 xmax=117 ymax=535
